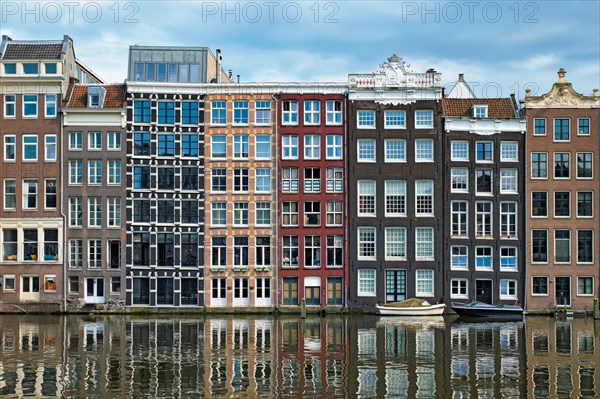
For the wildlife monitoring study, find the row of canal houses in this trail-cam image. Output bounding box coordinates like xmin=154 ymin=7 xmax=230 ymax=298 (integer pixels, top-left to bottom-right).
xmin=0 ymin=35 xmax=598 ymax=314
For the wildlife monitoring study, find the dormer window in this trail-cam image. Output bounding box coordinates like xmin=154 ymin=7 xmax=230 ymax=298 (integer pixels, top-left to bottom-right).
xmin=23 ymin=63 xmax=39 ymax=74
xmin=44 ymin=63 xmax=57 ymax=74
xmin=473 ymin=105 xmax=488 ymax=118
xmin=87 ymin=86 xmax=106 ymax=108
xmin=89 ymin=94 xmax=100 ymax=107
xmin=4 ymin=63 xmax=16 ymax=74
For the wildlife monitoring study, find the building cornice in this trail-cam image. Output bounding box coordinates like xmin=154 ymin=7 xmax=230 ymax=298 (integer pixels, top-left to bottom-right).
xmin=444 ymin=117 xmax=526 ymax=135
xmin=127 ymin=82 xmax=348 ymax=95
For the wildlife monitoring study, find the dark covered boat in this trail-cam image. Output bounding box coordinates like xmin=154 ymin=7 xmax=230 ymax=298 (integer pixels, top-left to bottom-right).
xmin=451 ymin=301 xmax=523 ymax=319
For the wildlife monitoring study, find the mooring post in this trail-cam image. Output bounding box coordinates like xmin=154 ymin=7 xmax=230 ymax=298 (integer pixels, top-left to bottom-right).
xmin=301 ymin=299 xmax=306 ymax=318
xmin=594 ymin=298 xmax=599 ymax=320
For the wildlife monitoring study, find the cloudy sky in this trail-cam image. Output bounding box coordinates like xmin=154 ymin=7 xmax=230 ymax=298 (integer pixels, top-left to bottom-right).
xmin=2 ymin=0 xmax=599 ymax=99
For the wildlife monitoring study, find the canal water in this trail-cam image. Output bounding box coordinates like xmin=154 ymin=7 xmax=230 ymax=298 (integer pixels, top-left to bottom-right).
xmin=0 ymin=314 xmax=598 ymax=398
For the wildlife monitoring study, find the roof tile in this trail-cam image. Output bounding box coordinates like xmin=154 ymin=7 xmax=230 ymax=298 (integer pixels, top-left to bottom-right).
xmin=442 ymin=98 xmax=516 ymax=118
xmin=68 ymin=84 xmax=127 ymax=108
xmin=2 ymin=43 xmax=63 ymax=60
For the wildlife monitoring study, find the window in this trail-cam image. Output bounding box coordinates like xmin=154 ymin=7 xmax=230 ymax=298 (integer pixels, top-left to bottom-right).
xmin=326 ymin=100 xmax=342 ymax=125
xmin=45 ymin=179 xmax=57 ymax=209
xmin=476 ymin=142 xmax=493 ymax=162
xmin=157 ymin=233 xmax=174 ymax=266
xmin=108 ymin=160 xmax=121 ymax=185
xmin=3 ymin=135 xmax=15 ymax=161
xmin=451 ymin=246 xmax=468 ymax=269
xmin=532 ymin=192 xmax=548 ymax=217
xmin=531 ymin=153 xmax=548 ymax=178
xmin=22 ymin=179 xmax=38 ymax=209
xmin=212 ymin=237 xmax=227 ymax=267
xmin=157 ymin=101 xmax=175 ymax=124
xmin=385 ymin=180 xmax=406 ymax=216
xmin=476 ymin=170 xmax=493 ymax=195
xmin=211 ymin=202 xmax=227 ymax=227
xmin=416 ymin=227 xmax=434 ymax=261
xmin=4 ymin=63 xmax=16 ymax=74
xmin=105 ymin=197 xmax=120 ymax=228
xmin=233 ymin=202 xmax=249 ymax=226
xmin=578 ymin=118 xmax=590 ymax=135
xmin=415 ymin=110 xmax=433 ymax=128
xmin=3 ymin=229 xmax=17 ymax=261
xmin=451 ymin=279 xmax=468 ymax=299
xmin=282 ymin=236 xmax=299 ymax=267
xmin=181 ymin=167 xmax=198 ymax=190
xmin=358 ymin=227 xmax=376 ymax=260
xmin=385 ymin=139 xmax=406 ymax=162
xmin=22 ymin=135 xmax=38 ymax=161
xmin=327 ymin=235 xmax=343 ymax=267
xmin=500 ymin=247 xmax=518 ymax=270
xmin=577 ymin=192 xmax=593 ymax=217
xmin=554 ymin=118 xmax=570 ymax=141
xmin=500 ymin=169 xmax=518 ymax=193
xmin=473 ymin=105 xmax=488 ymax=118
xmin=88 ymin=160 xmax=102 ymax=185
xmin=233 ymin=134 xmax=249 ymax=159
xmin=326 ymin=135 xmax=343 ymax=159
xmin=282 ymin=202 xmax=299 ymax=226
xmin=69 ymin=239 xmax=83 ymax=268
xmin=68 ymin=131 xmax=82 ymax=150
xmin=133 ymin=166 xmax=150 ymax=189
xmin=357 ymin=139 xmax=376 ymax=162
xmin=181 ymin=200 xmax=199 ymax=224
xmin=357 ymin=110 xmax=376 ymax=128
xmin=499 ymin=280 xmax=517 ymax=300
xmin=451 ymin=141 xmax=469 ymax=161
xmin=4 ymin=94 xmax=16 ymax=117
xmin=256 ymin=237 xmax=271 ymax=267
xmin=282 ymin=135 xmax=298 ymax=159
xmin=111 ymin=277 xmax=121 ymax=294
xmin=69 ymin=197 xmax=83 ymax=227
xmin=500 ymin=202 xmax=517 ymax=237
xmin=304 ymin=201 xmax=321 ymax=226
xmin=532 ymin=277 xmax=548 ymax=295
xmin=326 ymin=201 xmax=343 ymax=226
xmin=282 ymin=100 xmax=298 ymax=125
xmin=554 ymin=192 xmax=570 ymax=217
xmin=555 ymin=230 xmax=571 ymax=263
xmin=384 ymin=110 xmax=406 ymax=128
xmin=86 ymin=131 xmax=101 ymax=150
xmin=255 ymin=135 xmax=271 ymax=159
xmin=233 ymin=168 xmax=249 ymax=192
xmin=211 ymin=101 xmax=227 ymax=125
xmin=577 ymin=230 xmax=593 ymax=263
xmin=282 ymin=277 xmax=298 ymax=305
xmin=157 ymin=200 xmax=175 ymax=224
xmin=211 ymin=169 xmax=227 ymax=192
xmin=88 ymin=239 xmax=102 ymax=268
xmin=104 ymin=132 xmax=121 ymax=152
xmin=211 ymin=135 xmax=227 ymax=159
xmin=451 ymin=201 xmax=468 ymax=237
xmin=133 ymin=132 xmax=150 ymax=155
xmin=475 ymin=246 xmax=493 ymax=269
xmin=43 ymin=229 xmax=58 ymax=262
xmin=255 ymin=100 xmax=271 ymax=125
xmin=303 ymin=167 xmax=321 ymax=193
xmin=181 ymin=134 xmax=198 ymax=157
xmin=282 ymin=167 xmax=299 ymax=192
xmin=69 ymin=276 xmax=79 ymax=293
xmin=577 ymin=152 xmax=593 ymax=178
xmin=304 ymin=135 xmax=321 ymax=159
xmin=157 ymin=134 xmax=175 ymax=156
xmin=357 ymin=269 xmax=376 ymax=296
xmin=45 ymin=94 xmax=57 ymax=117
xmin=534 ymin=118 xmax=546 ymax=135
xmin=23 ymin=94 xmax=38 ymax=117
xmin=358 ymin=180 xmax=376 ymax=216
xmin=133 ymin=200 xmax=150 ymax=223
xmin=415 ymin=139 xmax=434 ymax=162
xmin=88 ymin=197 xmax=102 ymax=228
xmin=326 ymin=168 xmax=343 ymax=193
xmin=451 ymin=168 xmax=468 ymax=193
xmin=233 ymin=100 xmax=249 ymax=125
xmin=385 ymin=227 xmax=406 ymax=260
xmin=577 ymin=277 xmax=594 ymax=296
xmin=255 ymin=202 xmax=271 ymax=226
xmin=500 ymin=142 xmax=518 ymax=162
xmin=132 ymin=234 xmax=150 ymax=266
xmin=181 ymin=101 xmax=198 ymax=124
xmin=3 ymin=180 xmax=16 ymax=210
xmin=255 ymin=168 xmax=271 ymax=193
xmin=23 ymin=63 xmax=39 ymax=74
xmin=415 ymin=180 xmax=434 ymax=216
xmin=416 ymin=270 xmax=434 ymax=296
xmin=532 ymin=230 xmax=548 ymax=263
xmin=476 ymin=202 xmax=493 ymax=237
xmin=305 ymin=236 xmax=321 ymax=267
xmin=23 ymin=229 xmax=38 ymax=261
xmin=304 ymin=101 xmax=320 ymax=125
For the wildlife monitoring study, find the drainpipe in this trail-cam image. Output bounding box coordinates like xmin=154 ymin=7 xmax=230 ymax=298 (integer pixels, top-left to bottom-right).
xmin=272 ymin=91 xmax=280 ymax=310
xmin=343 ymin=93 xmax=349 ymax=309
xmin=60 ymin=106 xmax=67 ymax=312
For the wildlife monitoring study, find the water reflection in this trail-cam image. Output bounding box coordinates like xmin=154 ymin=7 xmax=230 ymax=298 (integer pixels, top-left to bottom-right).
xmin=0 ymin=315 xmax=599 ymax=398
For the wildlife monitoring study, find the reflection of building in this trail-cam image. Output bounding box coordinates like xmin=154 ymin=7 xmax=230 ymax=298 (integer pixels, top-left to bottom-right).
xmin=525 ymin=69 xmax=600 ymax=313
xmin=526 ymin=317 xmax=599 ymax=398
xmin=62 ymin=84 xmax=127 ymax=308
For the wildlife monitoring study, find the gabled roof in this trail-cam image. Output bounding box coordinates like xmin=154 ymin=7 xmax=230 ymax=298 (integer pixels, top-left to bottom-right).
xmin=1 ymin=41 xmax=64 ymax=60
xmin=67 ymin=84 xmax=127 ymax=108
xmin=442 ymin=98 xmax=517 ymax=118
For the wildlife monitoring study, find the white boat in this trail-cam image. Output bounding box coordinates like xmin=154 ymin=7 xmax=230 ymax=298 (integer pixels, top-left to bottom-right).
xmin=376 ymin=298 xmax=447 ymax=316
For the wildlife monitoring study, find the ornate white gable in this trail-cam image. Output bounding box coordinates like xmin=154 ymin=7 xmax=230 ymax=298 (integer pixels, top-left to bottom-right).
xmin=526 ymin=68 xmax=599 ymax=109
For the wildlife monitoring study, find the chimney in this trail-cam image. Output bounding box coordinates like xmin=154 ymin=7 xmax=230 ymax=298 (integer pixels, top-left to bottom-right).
xmin=228 ymin=69 xmax=233 ymax=81
xmin=237 ymin=75 xmax=240 ymax=83
xmin=458 ymin=73 xmax=464 ymax=81
xmin=216 ymin=49 xmax=222 ymax=83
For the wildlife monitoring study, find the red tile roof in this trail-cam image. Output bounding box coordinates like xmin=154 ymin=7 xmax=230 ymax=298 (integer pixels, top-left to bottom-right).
xmin=442 ymin=98 xmax=516 ymax=118
xmin=68 ymin=84 xmax=127 ymax=108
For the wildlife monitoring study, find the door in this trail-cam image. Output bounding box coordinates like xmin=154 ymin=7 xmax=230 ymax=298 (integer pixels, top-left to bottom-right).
xmin=386 ymin=270 xmax=407 ymax=303
xmin=255 ymin=277 xmax=272 ymax=307
xmin=555 ymin=277 xmax=571 ymax=306
xmin=85 ymin=277 xmax=105 ymax=304
xmin=476 ymin=280 xmax=493 ymax=304
xmin=327 ymin=277 xmax=343 ymax=305
xmin=305 ymin=286 xmax=321 ymax=306
xmin=20 ymin=276 xmax=40 ymax=302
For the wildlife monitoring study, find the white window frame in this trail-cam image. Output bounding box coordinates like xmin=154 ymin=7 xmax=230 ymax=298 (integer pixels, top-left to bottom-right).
xmin=577 ymin=118 xmax=591 ymax=136
xmin=499 ymin=169 xmax=518 ymax=194
xmin=475 ymin=170 xmax=493 ymax=196
xmin=233 ymin=202 xmax=249 ymax=227
xmin=22 ymin=179 xmax=38 ymax=209
xmin=451 ymin=168 xmax=469 ymax=193
xmin=533 ymin=118 xmax=546 ymax=136
xmin=415 ymin=227 xmax=434 ymax=261
xmin=233 ymin=134 xmax=249 ymax=159
xmin=282 ymin=135 xmax=298 ymax=160
xmin=384 ymin=110 xmax=406 ymax=129
xmin=255 ymin=168 xmax=271 ymax=193
xmin=282 ymin=100 xmax=298 ymax=125
xmin=476 ymin=141 xmax=493 ymax=163
xmin=554 ymin=152 xmax=570 ymax=179
xmin=255 ymin=202 xmax=271 ymax=227
xmin=304 ymin=135 xmax=320 ymax=160
xmin=385 ymin=227 xmax=407 ymax=261
xmin=3 ymin=135 xmax=16 ymax=161
xmin=325 ymin=100 xmax=342 ymax=125
xmin=577 ymin=276 xmax=594 ymax=296
xmin=233 ymin=100 xmax=249 ymax=126
xmin=500 ymin=247 xmax=518 ymax=271
xmin=577 ymin=191 xmax=594 ymax=218
xmin=450 ymin=200 xmax=468 ymax=237
xmin=304 ymin=100 xmax=321 ymax=125
xmin=414 ymin=110 xmax=433 ymax=129
xmin=500 ymin=141 xmax=518 ymax=162
xmin=69 ymin=197 xmax=83 ymax=227
xmin=88 ymin=160 xmax=102 ymax=185
xmin=210 ymin=101 xmax=227 ymax=126
xmin=384 ymin=139 xmax=406 ymax=163
xmin=531 ymin=276 xmax=549 ymax=296
xmin=88 ymin=197 xmax=102 ymax=228
xmin=4 ymin=94 xmax=16 ymax=118
xmin=23 ymin=94 xmax=38 ymax=118
xmin=450 ymin=141 xmax=469 ymax=161
xmin=577 ymin=229 xmax=594 ymax=264
xmin=450 ymin=279 xmax=469 ymax=299
xmin=107 ymin=197 xmax=121 ymax=228
xmin=44 ymin=134 xmax=57 ymax=161
xmin=415 ymin=139 xmax=434 ymax=162
xmin=357 ymin=269 xmax=376 ymax=297
xmin=500 ymin=202 xmax=518 ymax=238
xmin=255 ymin=100 xmax=271 ymax=125
xmin=384 ymin=180 xmax=406 ymax=217
xmin=88 ymin=131 xmax=102 ymax=151
xmin=211 ymin=202 xmax=227 ymax=227
xmin=326 ymin=167 xmax=343 ymax=193
xmin=499 ymin=280 xmax=517 ymax=300
xmin=554 ymin=191 xmax=570 ymax=218
xmin=45 ymin=94 xmax=57 ymax=118
xmin=576 ymin=152 xmax=593 ymax=179
xmin=326 ymin=135 xmax=343 ymax=160
xmin=357 ymin=227 xmax=376 ymax=260
xmin=22 ymin=134 xmax=38 ymax=162
xmin=531 ymin=152 xmax=548 ymax=179
xmin=255 ymin=135 xmax=271 ymax=160
xmin=326 ymin=200 xmax=343 ymax=226
xmin=357 ymin=180 xmax=376 ymax=216
xmin=107 ymin=131 xmax=121 ymax=150
xmin=475 ymin=201 xmax=493 ymax=237
xmin=108 ymin=160 xmax=121 ymax=185
xmin=211 ymin=135 xmax=227 ymax=160
xmin=415 ymin=269 xmax=434 ymax=297
xmin=475 ymin=246 xmax=493 ymax=270
xmin=450 ymin=245 xmax=468 ymax=270
xmin=357 ymin=110 xmax=376 ymax=128
xmin=473 ymin=105 xmax=488 ymax=118
xmin=69 ymin=132 xmax=82 ymax=150
xmin=415 ymin=180 xmax=434 ymax=216
xmin=357 ymin=139 xmax=376 ymax=162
